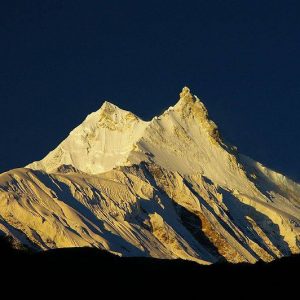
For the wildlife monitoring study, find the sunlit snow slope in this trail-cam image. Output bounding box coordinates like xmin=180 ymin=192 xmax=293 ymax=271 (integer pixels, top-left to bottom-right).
xmin=1 ymin=87 xmax=299 ymax=264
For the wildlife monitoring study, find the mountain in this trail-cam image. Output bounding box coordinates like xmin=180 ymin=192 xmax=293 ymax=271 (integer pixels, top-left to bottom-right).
xmin=1 ymin=87 xmax=299 ymax=265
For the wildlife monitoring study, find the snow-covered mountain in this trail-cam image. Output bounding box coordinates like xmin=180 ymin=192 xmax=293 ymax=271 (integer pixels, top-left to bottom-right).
xmin=1 ymin=87 xmax=299 ymax=264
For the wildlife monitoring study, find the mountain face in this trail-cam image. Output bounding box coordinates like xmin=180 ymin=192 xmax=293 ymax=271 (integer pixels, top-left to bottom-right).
xmin=1 ymin=87 xmax=300 ymax=264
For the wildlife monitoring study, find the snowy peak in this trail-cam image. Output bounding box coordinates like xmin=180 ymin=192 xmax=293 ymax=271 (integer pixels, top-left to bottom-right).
xmin=174 ymin=86 xmax=207 ymax=115
xmin=177 ymin=86 xmax=196 ymax=106
xmin=100 ymin=100 xmax=118 ymax=110
xmin=173 ymin=87 xmax=221 ymax=143
xmin=26 ymin=100 xmax=149 ymax=174
xmin=82 ymin=100 xmax=142 ymax=132
xmin=26 ymin=87 xmax=227 ymax=175
xmin=99 ymin=101 xmax=141 ymax=124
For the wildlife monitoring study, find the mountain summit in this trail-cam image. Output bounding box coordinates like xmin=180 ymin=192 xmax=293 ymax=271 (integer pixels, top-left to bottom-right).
xmin=27 ymin=98 xmax=149 ymax=174
xmin=1 ymin=87 xmax=300 ymax=264
xmin=26 ymin=87 xmax=223 ymax=175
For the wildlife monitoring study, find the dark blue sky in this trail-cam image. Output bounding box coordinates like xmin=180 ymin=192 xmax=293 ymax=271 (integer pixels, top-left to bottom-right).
xmin=0 ymin=0 xmax=299 ymax=181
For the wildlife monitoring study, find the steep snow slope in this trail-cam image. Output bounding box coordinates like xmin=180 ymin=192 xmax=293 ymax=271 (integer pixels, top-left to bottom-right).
xmin=0 ymin=167 xmax=215 ymax=264
xmin=1 ymin=87 xmax=300 ymax=264
xmin=27 ymin=101 xmax=149 ymax=174
xmin=134 ymin=88 xmax=256 ymax=190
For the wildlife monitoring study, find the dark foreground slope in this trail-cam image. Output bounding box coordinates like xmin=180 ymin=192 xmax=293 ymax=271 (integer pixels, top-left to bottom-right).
xmin=1 ymin=236 xmax=298 ymax=294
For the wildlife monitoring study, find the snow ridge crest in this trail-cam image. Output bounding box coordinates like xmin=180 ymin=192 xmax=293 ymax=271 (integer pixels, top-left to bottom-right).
xmin=26 ymin=87 xmax=223 ymax=174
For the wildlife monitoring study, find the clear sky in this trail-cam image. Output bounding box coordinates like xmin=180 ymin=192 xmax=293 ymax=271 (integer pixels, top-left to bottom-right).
xmin=0 ymin=0 xmax=299 ymax=181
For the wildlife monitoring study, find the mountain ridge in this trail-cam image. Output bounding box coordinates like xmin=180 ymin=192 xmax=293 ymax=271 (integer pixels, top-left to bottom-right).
xmin=26 ymin=86 xmax=223 ymax=175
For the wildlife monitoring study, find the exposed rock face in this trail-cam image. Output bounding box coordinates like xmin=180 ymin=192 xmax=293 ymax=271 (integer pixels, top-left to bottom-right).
xmin=1 ymin=87 xmax=299 ymax=264
xmin=176 ymin=86 xmax=221 ymax=143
